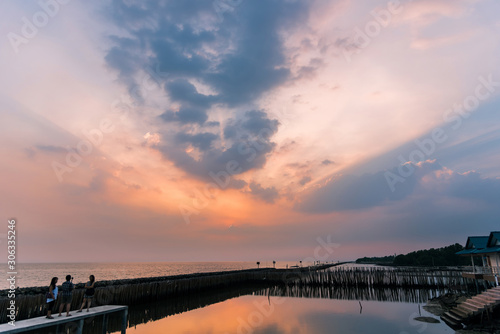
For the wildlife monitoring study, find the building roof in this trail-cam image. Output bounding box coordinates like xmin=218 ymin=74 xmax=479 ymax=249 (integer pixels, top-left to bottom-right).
xmin=456 ymin=249 xmax=481 ymax=255
xmin=479 ymin=246 xmax=500 ymax=254
xmin=456 ymin=233 xmax=500 ymax=256
xmin=467 ymin=236 xmax=489 ymax=249
xmin=456 ymin=236 xmax=489 ymax=255
xmin=486 ymin=231 xmax=500 ymax=248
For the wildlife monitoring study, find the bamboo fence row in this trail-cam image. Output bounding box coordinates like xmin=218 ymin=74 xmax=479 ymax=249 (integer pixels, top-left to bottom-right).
xmin=284 ymin=267 xmax=481 ymax=289
xmin=255 ymin=285 xmax=452 ymax=304
xmin=0 ymin=266 xmax=490 ymax=324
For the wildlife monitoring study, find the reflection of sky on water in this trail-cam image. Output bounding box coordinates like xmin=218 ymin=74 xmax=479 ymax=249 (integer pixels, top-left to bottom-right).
xmin=122 ymin=296 xmax=454 ymax=334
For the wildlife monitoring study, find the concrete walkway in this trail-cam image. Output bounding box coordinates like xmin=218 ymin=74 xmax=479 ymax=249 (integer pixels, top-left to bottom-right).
xmin=0 ymin=305 xmax=128 ymax=334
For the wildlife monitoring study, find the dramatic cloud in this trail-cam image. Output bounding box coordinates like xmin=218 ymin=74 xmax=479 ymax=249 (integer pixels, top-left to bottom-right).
xmin=165 ymin=79 xmax=216 ymax=108
xmin=157 ymin=110 xmax=279 ymax=180
xmin=299 ymin=176 xmax=312 ymax=186
xmin=104 ymin=0 xmax=307 ymax=181
xmin=175 ymin=132 xmax=219 ymax=151
xmin=224 ymin=110 xmax=279 ymax=141
xmin=35 ymin=145 xmax=66 ymax=153
xmin=299 ymin=160 xmax=500 ymax=213
xmin=248 ymin=182 xmax=280 ymax=203
xmin=2 ymin=0 xmax=500 ymax=264
xmin=104 ymin=0 xmax=308 ymax=105
xmin=160 ymin=107 xmax=209 ymax=125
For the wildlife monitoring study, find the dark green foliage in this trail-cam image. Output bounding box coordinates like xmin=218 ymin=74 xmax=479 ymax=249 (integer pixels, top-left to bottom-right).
xmin=393 ymin=243 xmax=471 ymax=266
xmin=356 ymin=255 xmax=394 ymax=264
xmin=357 ymin=244 xmax=477 ymax=266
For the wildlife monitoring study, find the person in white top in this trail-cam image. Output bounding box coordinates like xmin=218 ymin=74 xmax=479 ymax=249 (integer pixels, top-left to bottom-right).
xmin=46 ymin=277 xmax=58 ymax=319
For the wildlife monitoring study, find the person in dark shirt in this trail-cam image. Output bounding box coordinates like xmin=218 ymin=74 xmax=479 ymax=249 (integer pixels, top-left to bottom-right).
xmin=58 ymin=275 xmax=74 ymax=317
xmin=77 ymin=275 xmax=95 ymax=312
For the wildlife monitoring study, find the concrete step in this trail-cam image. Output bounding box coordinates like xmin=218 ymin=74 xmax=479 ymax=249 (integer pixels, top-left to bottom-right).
xmin=441 ymin=313 xmax=461 ymax=328
xmin=457 ymin=303 xmax=479 ymax=314
xmin=463 ymin=301 xmax=483 ymax=311
xmin=467 ymin=299 xmax=486 ymax=308
xmin=439 ymin=286 xmax=500 ymax=329
xmin=446 ymin=310 xmax=464 ymax=322
xmin=456 ymin=306 xmax=474 ymax=316
xmin=476 ymin=292 xmax=497 ymax=300
xmin=473 ymin=296 xmax=496 ymax=305
xmin=472 ymin=294 xmax=496 ymax=302
xmin=450 ymin=308 xmax=469 ymax=319
xmin=485 ymin=291 xmax=500 ymax=298
xmin=476 ymin=294 xmax=493 ymax=300
xmin=483 ymin=293 xmax=500 ymax=301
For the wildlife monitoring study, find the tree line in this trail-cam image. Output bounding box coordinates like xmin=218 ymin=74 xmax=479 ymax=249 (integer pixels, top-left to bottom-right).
xmin=356 ymin=243 xmax=475 ymax=267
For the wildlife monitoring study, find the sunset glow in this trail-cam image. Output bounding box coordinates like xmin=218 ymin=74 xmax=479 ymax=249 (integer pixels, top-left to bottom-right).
xmin=1 ymin=0 xmax=500 ymax=263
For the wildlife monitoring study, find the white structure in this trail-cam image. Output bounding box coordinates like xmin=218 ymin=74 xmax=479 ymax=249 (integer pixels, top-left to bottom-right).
xmin=457 ymin=231 xmax=500 ymax=284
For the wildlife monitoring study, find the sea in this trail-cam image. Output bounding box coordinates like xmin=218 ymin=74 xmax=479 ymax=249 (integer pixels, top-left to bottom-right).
xmin=2 ymin=261 xmax=313 ymax=289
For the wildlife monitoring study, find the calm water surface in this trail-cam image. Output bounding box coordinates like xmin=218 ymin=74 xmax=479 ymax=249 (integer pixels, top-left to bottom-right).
xmin=117 ymin=295 xmax=453 ymax=334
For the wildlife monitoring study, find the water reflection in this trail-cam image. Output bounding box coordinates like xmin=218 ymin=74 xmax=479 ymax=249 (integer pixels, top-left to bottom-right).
xmin=254 ymin=285 xmax=460 ymax=303
xmin=123 ymin=295 xmax=453 ymax=334
xmin=25 ymin=284 xmax=456 ymax=334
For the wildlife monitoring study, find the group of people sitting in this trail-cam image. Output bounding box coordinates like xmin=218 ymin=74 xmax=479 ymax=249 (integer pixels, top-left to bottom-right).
xmin=46 ymin=274 xmax=96 ymax=319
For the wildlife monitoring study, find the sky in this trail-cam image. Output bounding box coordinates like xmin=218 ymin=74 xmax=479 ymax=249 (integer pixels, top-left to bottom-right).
xmin=1 ymin=0 xmax=500 ymax=263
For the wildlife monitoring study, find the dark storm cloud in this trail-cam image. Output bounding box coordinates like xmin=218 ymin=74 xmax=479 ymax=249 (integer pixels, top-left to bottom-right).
xmin=298 ymin=176 xmax=312 ymax=186
xmin=158 ymin=110 xmax=279 ymax=180
xmin=160 ymin=107 xmax=208 ymax=125
xmin=202 ymin=1 xmax=306 ymax=106
xmin=104 ymin=36 xmax=144 ymax=98
xmin=165 ymin=79 xmax=216 ymax=108
xmin=105 ymin=0 xmax=307 ymax=106
xmin=105 ymin=37 xmax=140 ymax=78
xmin=35 ymin=145 xmax=66 ymax=153
xmin=104 ymin=0 xmax=308 ymax=178
xmin=248 ymin=182 xmax=279 ymax=203
xmin=205 ymin=121 xmax=220 ymax=127
xmin=150 ymin=38 xmax=210 ymax=77
xmin=175 ymin=132 xmax=218 ymax=151
xmin=224 ymin=110 xmax=279 ymax=140
xmin=24 ymin=144 xmax=66 ymax=159
xmin=298 ymin=160 xmax=500 ymax=213
xmin=441 ymin=170 xmax=500 ymax=204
